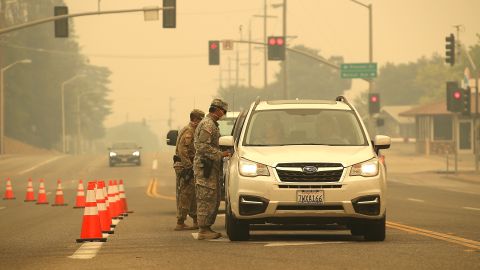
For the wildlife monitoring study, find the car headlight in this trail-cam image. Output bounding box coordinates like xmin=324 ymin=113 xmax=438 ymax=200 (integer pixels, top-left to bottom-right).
xmin=239 ymin=158 xmax=270 ymax=177
xmin=350 ymin=158 xmax=379 ymax=177
xmin=132 ymin=151 xmax=140 ymax=156
xmin=109 ymin=152 xmax=117 ymax=157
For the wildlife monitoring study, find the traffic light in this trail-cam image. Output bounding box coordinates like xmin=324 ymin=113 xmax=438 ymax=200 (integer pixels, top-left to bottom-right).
xmin=445 ymin=33 xmax=455 ymax=66
xmin=54 ymin=6 xmax=68 ymax=38
xmin=208 ymin=40 xmax=220 ymax=65
xmin=268 ymin=36 xmax=285 ymax=61
xmin=446 ymin=81 xmax=463 ymax=112
xmin=163 ymin=0 xmax=176 ymax=28
xmin=368 ymin=93 xmax=380 ymax=115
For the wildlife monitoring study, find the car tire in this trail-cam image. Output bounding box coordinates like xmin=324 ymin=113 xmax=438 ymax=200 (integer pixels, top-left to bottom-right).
xmin=225 ymin=201 xmax=250 ymax=241
xmin=363 ymin=214 xmax=386 ymax=241
xmin=137 ymin=160 xmax=141 ymax=166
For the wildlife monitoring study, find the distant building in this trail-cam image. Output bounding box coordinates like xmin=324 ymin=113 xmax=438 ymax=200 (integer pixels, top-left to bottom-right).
xmin=400 ymin=93 xmax=479 ymax=155
xmin=377 ymin=106 xmax=415 ymax=140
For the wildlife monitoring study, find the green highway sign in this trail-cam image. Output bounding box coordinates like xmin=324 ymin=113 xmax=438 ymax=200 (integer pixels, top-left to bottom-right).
xmin=340 ymin=63 xmax=377 ymax=79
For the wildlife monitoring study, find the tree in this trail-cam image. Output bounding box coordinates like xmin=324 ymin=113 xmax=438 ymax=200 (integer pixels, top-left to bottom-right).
xmin=1 ymin=0 xmax=111 ymax=150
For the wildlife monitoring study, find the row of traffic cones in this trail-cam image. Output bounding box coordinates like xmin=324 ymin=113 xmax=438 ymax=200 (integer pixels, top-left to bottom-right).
xmin=3 ymin=178 xmax=129 ymax=210
xmin=77 ymin=180 xmax=131 ymax=242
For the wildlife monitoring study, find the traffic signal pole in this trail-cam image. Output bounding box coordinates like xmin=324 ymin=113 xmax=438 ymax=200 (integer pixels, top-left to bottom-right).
xmin=0 ymin=6 xmax=173 ymax=35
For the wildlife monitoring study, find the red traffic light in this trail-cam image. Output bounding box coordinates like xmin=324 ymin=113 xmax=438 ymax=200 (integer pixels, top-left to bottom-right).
xmin=276 ymin=37 xmax=285 ymax=46
xmin=453 ymin=90 xmax=462 ymax=100
xmin=370 ymin=95 xmax=379 ymax=103
xmin=268 ymin=37 xmax=276 ymax=46
xmin=210 ymin=42 xmax=218 ymax=50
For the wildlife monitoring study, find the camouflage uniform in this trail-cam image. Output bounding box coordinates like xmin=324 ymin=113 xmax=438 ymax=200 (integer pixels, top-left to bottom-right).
xmin=194 ymin=100 xmax=228 ymax=229
xmin=174 ymin=123 xmax=197 ymax=223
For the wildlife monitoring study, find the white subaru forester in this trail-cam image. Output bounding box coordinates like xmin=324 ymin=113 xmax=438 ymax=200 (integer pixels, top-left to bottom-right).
xmin=220 ymin=97 xmax=390 ymax=241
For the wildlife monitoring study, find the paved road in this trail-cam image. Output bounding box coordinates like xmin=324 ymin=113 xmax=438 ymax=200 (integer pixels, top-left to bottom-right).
xmin=0 ymin=151 xmax=479 ymax=269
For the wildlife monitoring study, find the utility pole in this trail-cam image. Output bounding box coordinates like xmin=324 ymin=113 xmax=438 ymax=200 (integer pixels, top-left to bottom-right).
xmin=168 ymin=97 xmax=173 ymax=129
xmin=263 ymin=0 xmax=268 ymax=89
xmin=248 ymin=20 xmax=252 ymax=88
xmin=228 ymin=57 xmax=232 ymax=87
xmin=283 ymin=0 xmax=288 ymax=99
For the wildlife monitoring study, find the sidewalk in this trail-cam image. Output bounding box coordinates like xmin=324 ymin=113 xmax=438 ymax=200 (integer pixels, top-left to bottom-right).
xmin=386 ymin=142 xmax=479 ymax=184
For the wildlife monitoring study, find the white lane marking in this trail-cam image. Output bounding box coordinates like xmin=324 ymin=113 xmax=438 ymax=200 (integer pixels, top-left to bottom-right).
xmin=68 ymin=242 xmax=104 ymax=259
xmin=69 ymin=222 xmax=119 ymax=259
xmin=18 ymin=156 xmax=65 ymax=175
xmin=462 ymin=207 xmax=480 ymax=211
xmin=152 ymin=159 xmax=158 ymax=170
xmin=0 ymin=207 xmax=6 ymax=210
xmin=407 ymin=198 xmax=425 ymax=203
xmin=265 ymin=241 xmax=345 ymax=247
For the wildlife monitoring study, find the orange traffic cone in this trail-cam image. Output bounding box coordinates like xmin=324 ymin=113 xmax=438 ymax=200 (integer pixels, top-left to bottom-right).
xmin=24 ymin=178 xmax=35 ymax=202
xmin=113 ymin=180 xmax=124 ymax=217
xmin=118 ymin=179 xmax=127 ymax=216
xmin=76 ymin=181 xmax=107 ymax=243
xmin=96 ymin=181 xmax=113 ymax=234
xmin=52 ymin=179 xmax=68 ymax=206
xmin=73 ymin=180 xmax=86 ymax=208
xmin=101 ymin=180 xmax=116 ymax=229
xmin=36 ymin=179 xmax=49 ymax=205
xmin=107 ymin=180 xmax=121 ymax=220
xmin=3 ymin=178 xmax=16 ymax=200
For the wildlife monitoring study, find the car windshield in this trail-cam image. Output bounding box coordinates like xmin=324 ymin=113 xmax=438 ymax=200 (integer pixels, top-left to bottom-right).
xmin=243 ymin=109 xmax=367 ymax=146
xmin=111 ymin=142 xmax=137 ymax=149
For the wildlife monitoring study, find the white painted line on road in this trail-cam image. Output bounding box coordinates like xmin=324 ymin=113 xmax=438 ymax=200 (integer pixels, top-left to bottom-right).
xmin=18 ymin=156 xmax=65 ymax=175
xmin=265 ymin=241 xmax=345 ymax=247
xmin=0 ymin=206 xmax=6 ymax=210
xmin=462 ymin=207 xmax=480 ymax=211
xmin=68 ymin=242 xmax=105 ymax=259
xmin=69 ymin=223 xmax=119 ymax=260
xmin=152 ymin=159 xmax=158 ymax=170
xmin=407 ymin=198 xmax=425 ymax=203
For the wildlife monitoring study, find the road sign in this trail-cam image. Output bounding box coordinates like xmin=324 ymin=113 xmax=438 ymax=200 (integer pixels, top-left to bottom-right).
xmin=340 ymin=63 xmax=377 ymax=79
xmin=222 ymin=40 xmax=234 ymax=50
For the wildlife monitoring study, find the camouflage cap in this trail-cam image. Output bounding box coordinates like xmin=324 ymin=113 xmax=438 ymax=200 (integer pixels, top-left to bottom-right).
xmin=210 ymin=98 xmax=228 ymax=112
xmin=190 ymin=109 xmax=205 ymax=120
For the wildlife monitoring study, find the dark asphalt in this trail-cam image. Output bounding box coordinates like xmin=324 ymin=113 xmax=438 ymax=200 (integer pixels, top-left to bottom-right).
xmin=0 ymin=150 xmax=478 ymax=270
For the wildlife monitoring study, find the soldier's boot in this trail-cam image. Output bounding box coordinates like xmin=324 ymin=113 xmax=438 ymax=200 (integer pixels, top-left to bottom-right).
xmin=190 ymin=216 xmax=199 ymax=229
xmin=174 ymin=219 xmax=197 ymax=231
xmin=197 ymin=226 xmax=221 ymax=240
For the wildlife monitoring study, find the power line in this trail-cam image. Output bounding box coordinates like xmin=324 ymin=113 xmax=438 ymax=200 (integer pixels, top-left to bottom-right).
xmin=0 ymin=42 xmax=206 ymax=59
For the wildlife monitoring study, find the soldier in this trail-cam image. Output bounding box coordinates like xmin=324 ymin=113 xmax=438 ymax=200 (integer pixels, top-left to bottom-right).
xmin=193 ymin=98 xmax=230 ymax=240
xmin=173 ymin=109 xmax=205 ymax=231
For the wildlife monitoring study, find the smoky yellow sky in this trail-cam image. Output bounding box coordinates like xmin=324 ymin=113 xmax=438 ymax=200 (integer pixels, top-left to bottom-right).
xmin=64 ymin=0 xmax=480 ymax=140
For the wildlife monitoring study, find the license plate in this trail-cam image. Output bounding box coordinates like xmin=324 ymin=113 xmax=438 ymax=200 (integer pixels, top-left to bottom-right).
xmin=296 ymin=190 xmax=324 ymax=204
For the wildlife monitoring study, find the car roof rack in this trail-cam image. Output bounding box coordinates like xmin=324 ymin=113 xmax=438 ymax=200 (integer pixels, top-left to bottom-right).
xmin=335 ymin=95 xmax=354 ymax=110
xmin=252 ymin=96 xmax=261 ymax=111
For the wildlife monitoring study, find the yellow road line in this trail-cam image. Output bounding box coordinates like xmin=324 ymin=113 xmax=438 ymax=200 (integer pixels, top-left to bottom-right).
xmin=145 ymin=177 xmax=175 ymax=201
xmin=387 ymin=221 xmax=480 ymax=250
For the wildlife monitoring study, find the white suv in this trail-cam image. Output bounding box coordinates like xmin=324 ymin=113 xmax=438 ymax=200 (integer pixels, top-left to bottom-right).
xmin=220 ymin=97 xmax=390 ymax=241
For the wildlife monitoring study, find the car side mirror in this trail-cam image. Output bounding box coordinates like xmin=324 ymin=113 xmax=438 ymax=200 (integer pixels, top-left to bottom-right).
xmin=219 ymin=136 xmax=234 ymax=147
xmin=166 ymin=130 xmax=178 ymax=146
xmin=374 ymin=135 xmax=391 ymax=154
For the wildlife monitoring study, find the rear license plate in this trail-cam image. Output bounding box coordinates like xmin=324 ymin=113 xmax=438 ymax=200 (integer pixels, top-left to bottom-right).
xmin=296 ymin=190 xmax=324 ymax=204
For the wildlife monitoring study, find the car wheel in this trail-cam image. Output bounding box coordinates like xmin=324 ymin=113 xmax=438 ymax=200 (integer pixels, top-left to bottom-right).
xmin=225 ymin=200 xmax=250 ymax=241
xmin=137 ymin=160 xmax=141 ymax=166
xmin=363 ymin=214 xmax=386 ymax=241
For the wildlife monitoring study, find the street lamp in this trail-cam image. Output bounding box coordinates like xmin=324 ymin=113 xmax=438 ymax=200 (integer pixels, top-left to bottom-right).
xmin=0 ymin=59 xmax=32 ymax=155
xmin=61 ymin=74 xmax=85 ymax=154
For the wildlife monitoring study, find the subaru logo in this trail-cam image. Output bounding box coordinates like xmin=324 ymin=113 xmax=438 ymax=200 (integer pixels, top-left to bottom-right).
xmin=302 ymin=166 xmax=318 ymax=173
